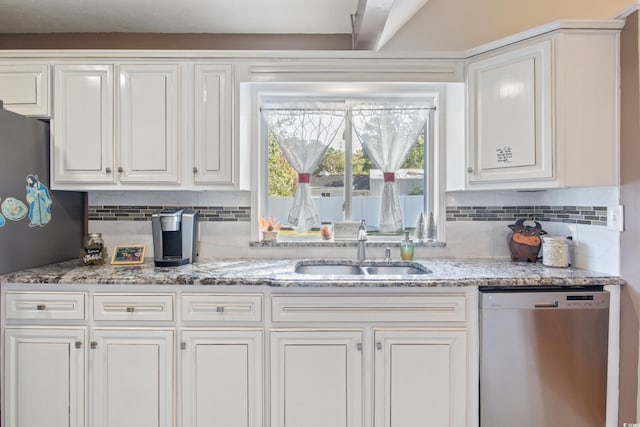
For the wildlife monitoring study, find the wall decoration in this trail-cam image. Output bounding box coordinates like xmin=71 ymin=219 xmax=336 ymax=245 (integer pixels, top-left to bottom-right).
xmin=1 ymin=197 xmax=28 ymax=221
xmin=25 ymin=174 xmax=52 ymax=227
xmin=111 ymin=245 xmax=146 ymax=265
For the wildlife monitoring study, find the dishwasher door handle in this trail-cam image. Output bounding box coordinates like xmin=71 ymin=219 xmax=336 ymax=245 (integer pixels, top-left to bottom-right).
xmin=534 ymin=301 xmax=559 ymax=308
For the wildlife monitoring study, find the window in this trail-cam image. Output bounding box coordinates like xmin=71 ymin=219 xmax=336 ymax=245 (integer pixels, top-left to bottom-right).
xmin=252 ymin=83 xmax=446 ymax=243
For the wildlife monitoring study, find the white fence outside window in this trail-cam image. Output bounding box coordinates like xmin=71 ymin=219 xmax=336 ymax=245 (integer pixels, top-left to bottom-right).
xmin=268 ymin=195 xmax=425 ymax=231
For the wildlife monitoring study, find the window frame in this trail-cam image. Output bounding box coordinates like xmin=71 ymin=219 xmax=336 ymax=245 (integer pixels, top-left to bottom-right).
xmin=247 ymin=81 xmax=448 ymax=244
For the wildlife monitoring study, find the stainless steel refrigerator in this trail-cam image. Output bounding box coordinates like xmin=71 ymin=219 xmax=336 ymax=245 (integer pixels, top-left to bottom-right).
xmin=0 ymin=102 xmax=85 ymax=274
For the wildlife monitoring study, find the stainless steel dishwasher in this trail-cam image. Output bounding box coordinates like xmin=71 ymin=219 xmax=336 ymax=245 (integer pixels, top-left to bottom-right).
xmin=479 ymin=287 xmax=609 ymax=427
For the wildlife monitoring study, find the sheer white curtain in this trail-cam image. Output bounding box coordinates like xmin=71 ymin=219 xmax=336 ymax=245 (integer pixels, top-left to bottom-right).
xmin=262 ymin=106 xmax=345 ymax=232
xmin=352 ymin=105 xmax=430 ymax=232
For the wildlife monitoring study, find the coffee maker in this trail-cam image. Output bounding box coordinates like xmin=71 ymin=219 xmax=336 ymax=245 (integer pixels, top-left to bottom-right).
xmin=151 ymin=208 xmax=199 ymax=267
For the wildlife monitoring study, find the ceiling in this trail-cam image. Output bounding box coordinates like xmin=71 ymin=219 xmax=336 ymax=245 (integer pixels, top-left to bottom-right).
xmin=0 ymin=0 xmax=428 ymax=49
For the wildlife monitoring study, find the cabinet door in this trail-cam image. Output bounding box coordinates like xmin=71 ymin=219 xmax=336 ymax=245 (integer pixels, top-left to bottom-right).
xmin=0 ymin=63 xmax=49 ymax=116
xmin=466 ymin=40 xmax=552 ymax=185
xmin=270 ymin=330 xmax=362 ymax=427
xmin=193 ymin=64 xmax=233 ymax=184
xmin=181 ymin=330 xmax=262 ymax=427
xmin=4 ymin=328 xmax=85 ymax=427
xmin=119 ymin=64 xmax=180 ymax=184
xmin=53 ymin=65 xmax=115 ymax=184
xmin=374 ymin=329 xmax=467 ymax=427
xmin=90 ymin=329 xmax=173 ymax=427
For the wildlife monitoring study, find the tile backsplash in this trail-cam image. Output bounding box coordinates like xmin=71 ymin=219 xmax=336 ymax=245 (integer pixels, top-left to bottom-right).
xmin=87 ymin=187 xmax=621 ymax=275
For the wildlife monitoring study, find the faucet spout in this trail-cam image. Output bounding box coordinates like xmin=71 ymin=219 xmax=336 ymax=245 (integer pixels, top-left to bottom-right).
xmin=357 ymin=220 xmax=367 ymax=261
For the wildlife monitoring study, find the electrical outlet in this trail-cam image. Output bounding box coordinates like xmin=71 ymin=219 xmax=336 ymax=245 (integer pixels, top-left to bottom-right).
xmin=607 ymin=205 xmax=624 ymax=231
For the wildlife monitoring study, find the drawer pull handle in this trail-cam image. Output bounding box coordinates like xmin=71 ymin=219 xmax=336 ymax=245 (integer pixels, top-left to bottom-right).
xmin=36 ymin=304 xmax=46 ymax=311
xmin=105 ymin=167 xmax=112 ymax=174
xmin=75 ymin=341 xmax=82 ymax=349
xmin=216 ymin=306 xmax=225 ymax=313
xmin=90 ymin=341 xmax=98 ymax=350
xmin=126 ymin=307 xmax=135 ymax=313
xmin=376 ymin=342 xmax=383 ymax=351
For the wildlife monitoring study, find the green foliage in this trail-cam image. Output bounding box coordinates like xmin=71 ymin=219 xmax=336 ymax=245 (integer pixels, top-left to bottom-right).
xmin=268 ymin=134 xmax=297 ymax=197
xmin=402 ymin=134 xmax=424 ymax=169
xmin=314 ymin=147 xmax=344 ymax=175
xmin=352 ymin=149 xmax=374 ymax=174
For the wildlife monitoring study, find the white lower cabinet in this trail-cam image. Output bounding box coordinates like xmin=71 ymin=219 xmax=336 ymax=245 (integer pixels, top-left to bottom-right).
xmin=2 ymin=288 xmax=472 ymax=427
xmin=374 ymin=329 xmax=467 ymax=427
xmin=90 ymin=329 xmax=174 ymax=427
xmin=3 ymin=328 xmax=86 ymax=427
xmin=270 ymin=330 xmax=363 ymax=427
xmin=181 ymin=330 xmax=263 ymax=427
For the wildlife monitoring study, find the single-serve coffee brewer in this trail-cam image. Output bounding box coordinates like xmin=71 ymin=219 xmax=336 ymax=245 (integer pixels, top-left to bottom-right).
xmin=152 ymin=208 xmax=199 ymax=267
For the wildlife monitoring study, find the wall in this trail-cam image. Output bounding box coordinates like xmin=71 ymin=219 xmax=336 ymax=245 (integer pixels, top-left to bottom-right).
xmin=88 ymin=186 xmax=621 ymax=274
xmin=0 ymin=33 xmax=352 ymax=50
xmin=619 ymin=9 xmax=640 ymax=425
xmin=381 ymin=0 xmax=631 ymax=51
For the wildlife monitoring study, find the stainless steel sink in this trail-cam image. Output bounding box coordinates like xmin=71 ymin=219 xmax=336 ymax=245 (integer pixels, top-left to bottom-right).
xmin=294 ymin=261 xmax=431 ymax=276
xmin=293 ymin=263 xmax=365 ymax=275
xmin=365 ymin=264 xmax=430 ymax=275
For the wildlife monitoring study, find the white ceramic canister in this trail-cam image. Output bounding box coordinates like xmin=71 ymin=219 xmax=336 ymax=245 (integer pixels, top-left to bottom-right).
xmin=542 ymin=236 xmax=569 ymax=267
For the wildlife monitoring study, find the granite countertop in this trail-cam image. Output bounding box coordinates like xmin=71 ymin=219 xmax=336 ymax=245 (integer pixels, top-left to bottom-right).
xmin=0 ymin=257 xmax=624 ymax=288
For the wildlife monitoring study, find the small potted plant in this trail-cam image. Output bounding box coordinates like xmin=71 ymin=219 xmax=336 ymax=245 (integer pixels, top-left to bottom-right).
xmin=258 ymin=215 xmax=282 ymax=242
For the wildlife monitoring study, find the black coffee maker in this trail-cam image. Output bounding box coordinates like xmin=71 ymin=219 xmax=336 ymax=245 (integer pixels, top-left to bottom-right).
xmin=151 ymin=209 xmax=199 ymax=266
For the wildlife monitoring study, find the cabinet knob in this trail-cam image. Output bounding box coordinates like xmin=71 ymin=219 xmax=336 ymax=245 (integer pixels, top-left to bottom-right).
xmin=105 ymin=167 xmax=112 ymax=174
xmin=376 ymin=342 xmax=383 ymax=350
xmin=467 ymin=166 xmax=473 ymax=173
xmin=36 ymin=304 xmax=46 ymax=311
xmin=117 ymin=166 xmax=124 ymax=173
xmin=90 ymin=341 xmax=98 ymax=350
xmin=180 ymin=342 xmax=187 ymax=350
xmin=75 ymin=341 xmax=83 ymax=349
xmin=193 ymin=167 xmax=198 ymax=174
xmin=126 ymin=306 xmax=135 ymax=313
xmin=356 ymin=343 xmax=362 ymax=351
xmin=216 ymin=306 xmax=225 ymax=313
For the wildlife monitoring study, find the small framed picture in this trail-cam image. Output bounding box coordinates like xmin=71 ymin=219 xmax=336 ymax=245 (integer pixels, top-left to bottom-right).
xmin=111 ymin=245 xmax=146 ymax=265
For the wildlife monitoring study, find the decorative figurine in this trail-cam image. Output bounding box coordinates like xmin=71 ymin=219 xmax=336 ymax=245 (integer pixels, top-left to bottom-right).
xmin=507 ymin=218 xmax=547 ymax=262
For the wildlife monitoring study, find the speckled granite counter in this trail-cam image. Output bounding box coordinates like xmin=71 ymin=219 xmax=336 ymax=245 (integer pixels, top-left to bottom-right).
xmin=0 ymin=258 xmax=624 ymax=288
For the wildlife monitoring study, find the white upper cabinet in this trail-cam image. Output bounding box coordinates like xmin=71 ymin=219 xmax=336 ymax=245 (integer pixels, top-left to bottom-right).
xmin=53 ymin=64 xmax=115 ymax=184
xmin=193 ymin=64 xmax=234 ymax=185
xmin=0 ymin=63 xmax=50 ymax=117
xmin=52 ymin=62 xmax=183 ymax=189
xmin=467 ymin=41 xmax=552 ymax=184
xmin=465 ymin=23 xmax=621 ymax=189
xmin=119 ymin=64 xmax=180 ymax=184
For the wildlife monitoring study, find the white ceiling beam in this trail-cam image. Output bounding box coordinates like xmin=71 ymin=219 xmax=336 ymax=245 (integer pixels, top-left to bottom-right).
xmin=352 ymin=0 xmax=395 ymax=50
xmin=377 ymin=0 xmax=430 ymax=49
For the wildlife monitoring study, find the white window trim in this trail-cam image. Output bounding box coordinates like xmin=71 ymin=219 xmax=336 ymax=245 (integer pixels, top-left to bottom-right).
xmin=243 ymin=81 xmax=448 ymax=244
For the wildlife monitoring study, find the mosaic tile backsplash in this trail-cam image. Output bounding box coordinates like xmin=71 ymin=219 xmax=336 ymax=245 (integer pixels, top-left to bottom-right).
xmin=446 ymin=205 xmax=607 ymax=226
xmin=89 ymin=205 xmax=608 ymax=227
xmin=89 ymin=206 xmax=251 ymax=222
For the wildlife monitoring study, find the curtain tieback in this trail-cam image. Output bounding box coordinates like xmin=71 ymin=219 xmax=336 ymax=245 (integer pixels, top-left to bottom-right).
xmin=298 ymin=173 xmax=311 ymax=184
xmin=383 ymin=172 xmax=395 ymax=183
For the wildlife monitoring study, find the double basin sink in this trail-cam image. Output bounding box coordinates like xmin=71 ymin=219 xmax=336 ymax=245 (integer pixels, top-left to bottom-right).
xmin=294 ymin=260 xmax=431 ymax=276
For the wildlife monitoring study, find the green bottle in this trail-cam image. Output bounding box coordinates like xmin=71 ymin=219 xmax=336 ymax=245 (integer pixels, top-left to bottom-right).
xmin=400 ymin=230 xmax=414 ymax=261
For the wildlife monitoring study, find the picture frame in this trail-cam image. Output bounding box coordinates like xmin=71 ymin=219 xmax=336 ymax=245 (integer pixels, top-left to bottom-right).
xmin=111 ymin=245 xmax=146 ymax=265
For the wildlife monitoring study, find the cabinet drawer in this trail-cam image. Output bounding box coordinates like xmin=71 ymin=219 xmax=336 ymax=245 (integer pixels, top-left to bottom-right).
xmin=93 ymin=294 xmax=174 ymax=321
xmin=5 ymin=292 xmax=86 ymax=320
xmin=181 ymin=294 xmax=263 ymax=322
xmin=272 ymin=294 xmax=466 ymax=323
